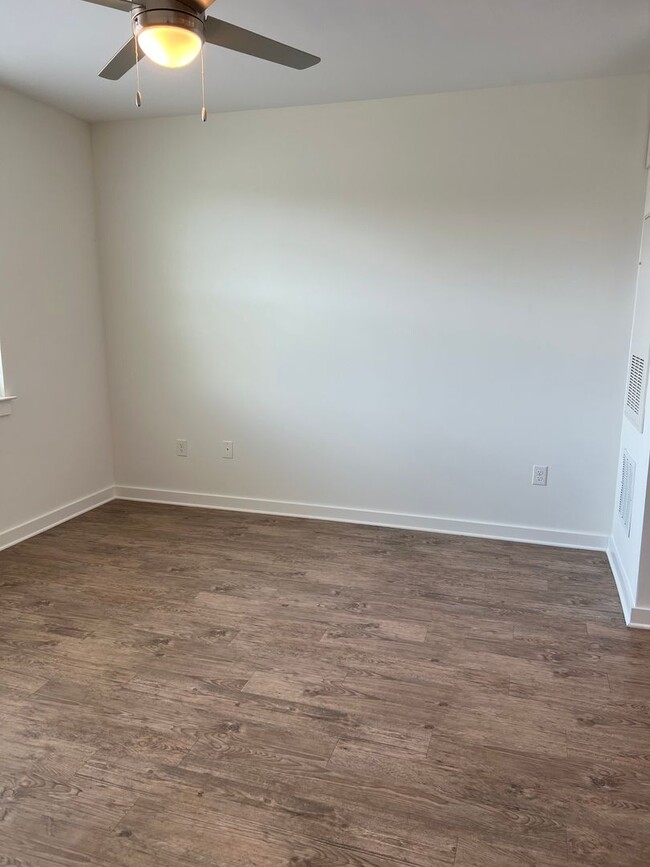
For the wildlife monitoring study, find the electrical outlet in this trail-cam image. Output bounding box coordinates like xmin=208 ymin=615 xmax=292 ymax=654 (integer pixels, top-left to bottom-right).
xmin=222 ymin=440 xmax=233 ymax=459
xmin=176 ymin=439 xmax=188 ymax=458
xmin=532 ymin=465 xmax=548 ymax=486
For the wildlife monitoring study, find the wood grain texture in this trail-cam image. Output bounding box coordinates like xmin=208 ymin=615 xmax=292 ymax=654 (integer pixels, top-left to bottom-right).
xmin=0 ymin=500 xmax=649 ymax=866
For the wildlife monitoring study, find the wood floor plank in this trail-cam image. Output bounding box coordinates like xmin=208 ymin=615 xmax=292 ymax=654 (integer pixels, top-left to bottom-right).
xmin=177 ymin=747 xmax=458 ymax=865
xmin=455 ymin=836 xmax=574 ymax=866
xmin=98 ymin=799 xmax=452 ymax=867
xmin=326 ymin=739 xmax=568 ymax=858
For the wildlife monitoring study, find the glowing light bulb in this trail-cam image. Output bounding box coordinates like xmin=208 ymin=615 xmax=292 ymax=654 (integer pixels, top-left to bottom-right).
xmin=137 ymin=25 xmax=203 ymax=69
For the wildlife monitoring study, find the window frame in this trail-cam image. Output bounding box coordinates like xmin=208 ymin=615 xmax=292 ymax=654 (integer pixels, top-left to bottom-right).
xmin=0 ymin=341 xmax=16 ymax=416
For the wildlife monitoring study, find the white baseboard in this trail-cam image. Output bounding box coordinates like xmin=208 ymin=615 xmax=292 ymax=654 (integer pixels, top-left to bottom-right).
xmin=606 ymin=537 xmax=634 ymax=624
xmin=114 ymin=485 xmax=607 ymax=551
xmin=629 ymin=606 xmax=650 ymax=628
xmin=0 ymin=486 xmax=115 ymax=553
xmin=606 ymin=536 xmax=650 ymax=629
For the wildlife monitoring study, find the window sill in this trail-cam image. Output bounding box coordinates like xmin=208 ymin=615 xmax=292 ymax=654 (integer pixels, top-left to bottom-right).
xmin=0 ymin=396 xmax=16 ymax=417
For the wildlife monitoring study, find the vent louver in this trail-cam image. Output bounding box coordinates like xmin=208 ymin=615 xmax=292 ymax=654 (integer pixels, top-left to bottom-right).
xmin=625 ymin=353 xmax=647 ymax=432
xmin=627 ymin=355 xmax=644 ymax=415
xmin=618 ymin=451 xmax=635 ymax=537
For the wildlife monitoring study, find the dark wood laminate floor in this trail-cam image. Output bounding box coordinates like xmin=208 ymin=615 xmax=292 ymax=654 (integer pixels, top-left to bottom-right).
xmin=1 ymin=501 xmax=649 ymax=866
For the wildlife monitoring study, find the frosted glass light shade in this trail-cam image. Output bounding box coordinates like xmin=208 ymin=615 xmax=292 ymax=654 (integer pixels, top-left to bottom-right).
xmin=138 ymin=25 xmax=203 ymax=68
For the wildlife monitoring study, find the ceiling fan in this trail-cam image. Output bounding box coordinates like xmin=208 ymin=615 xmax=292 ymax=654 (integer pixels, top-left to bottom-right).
xmin=82 ymin=0 xmax=320 ymax=117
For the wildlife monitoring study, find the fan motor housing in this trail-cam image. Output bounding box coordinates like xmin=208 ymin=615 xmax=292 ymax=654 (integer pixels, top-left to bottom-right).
xmin=132 ymin=6 xmax=206 ymax=42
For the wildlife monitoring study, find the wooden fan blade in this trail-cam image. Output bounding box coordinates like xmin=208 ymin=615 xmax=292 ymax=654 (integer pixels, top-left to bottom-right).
xmin=99 ymin=37 xmax=138 ymax=80
xmin=81 ymin=0 xmax=133 ymax=11
xmin=205 ymin=17 xmax=320 ymax=70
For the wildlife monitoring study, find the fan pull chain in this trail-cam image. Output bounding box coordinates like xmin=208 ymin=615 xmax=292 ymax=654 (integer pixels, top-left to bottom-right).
xmin=200 ymin=45 xmax=207 ymax=122
xmin=133 ymin=22 xmax=142 ymax=108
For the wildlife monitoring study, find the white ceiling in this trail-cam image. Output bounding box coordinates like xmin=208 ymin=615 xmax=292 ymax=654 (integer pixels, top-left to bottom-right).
xmin=1 ymin=0 xmax=649 ymax=122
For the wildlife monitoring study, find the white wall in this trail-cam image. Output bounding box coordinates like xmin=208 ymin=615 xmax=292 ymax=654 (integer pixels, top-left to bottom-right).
xmin=92 ymin=75 xmax=648 ymax=546
xmin=0 ymin=85 xmax=113 ymax=545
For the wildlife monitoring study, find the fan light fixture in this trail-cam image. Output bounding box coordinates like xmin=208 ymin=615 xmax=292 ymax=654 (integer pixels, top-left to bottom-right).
xmin=86 ymin=0 xmax=321 ymax=123
xmin=133 ymin=9 xmax=206 ymax=69
xmin=137 ymin=24 xmax=203 ymax=69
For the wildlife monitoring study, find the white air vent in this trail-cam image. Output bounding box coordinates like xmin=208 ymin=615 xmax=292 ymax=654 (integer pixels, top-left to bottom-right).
xmin=627 ymin=355 xmax=645 ymax=414
xmin=618 ymin=450 xmax=636 ymax=537
xmin=625 ymin=353 xmax=647 ymax=432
